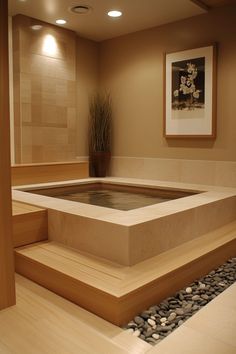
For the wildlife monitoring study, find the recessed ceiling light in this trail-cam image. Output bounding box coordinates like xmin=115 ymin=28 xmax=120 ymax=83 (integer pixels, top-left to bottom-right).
xmin=56 ymin=19 xmax=67 ymax=25
xmin=31 ymin=25 xmax=43 ymax=31
xmin=70 ymin=5 xmax=91 ymax=14
xmin=108 ymin=10 xmax=122 ymax=18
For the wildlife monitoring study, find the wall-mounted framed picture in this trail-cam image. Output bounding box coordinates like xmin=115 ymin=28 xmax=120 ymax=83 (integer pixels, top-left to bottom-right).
xmin=164 ymin=44 xmax=216 ymax=138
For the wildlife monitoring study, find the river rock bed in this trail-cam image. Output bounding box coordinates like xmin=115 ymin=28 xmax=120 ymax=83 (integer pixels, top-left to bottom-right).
xmin=123 ymin=258 xmax=236 ymax=345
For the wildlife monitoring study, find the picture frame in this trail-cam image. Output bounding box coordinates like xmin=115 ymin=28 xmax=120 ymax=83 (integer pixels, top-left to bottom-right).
xmin=164 ymin=44 xmax=216 ymax=138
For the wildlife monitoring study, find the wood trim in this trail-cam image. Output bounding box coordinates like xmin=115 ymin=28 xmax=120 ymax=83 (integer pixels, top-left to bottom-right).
xmin=0 ymin=0 xmax=16 ymax=309
xmin=11 ymin=161 xmax=89 ymax=186
xmin=163 ymin=51 xmax=167 ymax=137
xmin=212 ymin=43 xmax=217 ymax=139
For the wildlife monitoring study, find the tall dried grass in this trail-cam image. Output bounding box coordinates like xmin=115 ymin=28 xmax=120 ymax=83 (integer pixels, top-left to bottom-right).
xmin=89 ymin=92 xmax=112 ymax=152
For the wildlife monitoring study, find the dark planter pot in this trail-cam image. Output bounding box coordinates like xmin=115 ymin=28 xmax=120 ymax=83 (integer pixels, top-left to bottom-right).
xmin=89 ymin=151 xmax=111 ymax=177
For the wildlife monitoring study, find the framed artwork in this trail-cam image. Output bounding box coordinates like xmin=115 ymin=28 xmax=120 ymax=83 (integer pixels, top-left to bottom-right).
xmin=164 ymin=45 xmax=216 ymax=138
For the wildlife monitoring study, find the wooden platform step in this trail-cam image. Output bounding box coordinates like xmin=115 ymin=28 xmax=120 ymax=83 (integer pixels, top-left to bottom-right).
xmin=12 ymin=201 xmax=48 ymax=248
xmin=15 ymin=221 xmax=236 ymax=326
xmin=0 ymin=275 xmax=136 ymax=354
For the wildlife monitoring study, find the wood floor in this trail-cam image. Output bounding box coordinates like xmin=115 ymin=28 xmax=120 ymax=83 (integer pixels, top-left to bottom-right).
xmin=15 ymin=221 xmax=236 ymax=325
xmin=3 ymin=202 xmax=236 ymax=353
xmin=0 ymin=275 xmax=235 ymax=354
xmin=0 ymin=274 xmax=146 ymax=354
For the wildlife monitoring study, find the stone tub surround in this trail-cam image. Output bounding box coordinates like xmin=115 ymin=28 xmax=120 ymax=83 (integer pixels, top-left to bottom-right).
xmin=12 ymin=177 xmax=236 ymax=266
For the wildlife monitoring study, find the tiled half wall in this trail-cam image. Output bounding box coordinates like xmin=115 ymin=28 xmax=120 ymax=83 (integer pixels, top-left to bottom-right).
xmin=109 ymin=157 xmax=236 ymax=188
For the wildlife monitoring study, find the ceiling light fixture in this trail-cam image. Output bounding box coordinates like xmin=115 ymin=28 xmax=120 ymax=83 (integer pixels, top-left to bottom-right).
xmin=56 ymin=19 xmax=67 ymax=25
xmin=70 ymin=5 xmax=91 ymax=14
xmin=107 ymin=10 xmax=122 ymax=18
xmin=31 ymin=25 xmax=43 ymax=31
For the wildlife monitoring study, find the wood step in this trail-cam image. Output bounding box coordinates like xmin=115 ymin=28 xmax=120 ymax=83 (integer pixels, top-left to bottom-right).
xmin=15 ymin=221 xmax=236 ymax=326
xmin=0 ymin=275 xmax=131 ymax=354
xmin=12 ymin=201 xmax=48 ymax=247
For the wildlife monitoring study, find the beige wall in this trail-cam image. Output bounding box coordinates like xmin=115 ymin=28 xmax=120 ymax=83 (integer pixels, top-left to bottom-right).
xmin=13 ymin=15 xmax=77 ymax=163
xmin=100 ymin=4 xmax=236 ymax=162
xmin=110 ymin=157 xmax=236 ymax=187
xmin=11 ymin=6 xmax=236 ymax=165
xmin=12 ymin=15 xmax=98 ymax=163
xmin=76 ymin=37 xmax=99 ymax=157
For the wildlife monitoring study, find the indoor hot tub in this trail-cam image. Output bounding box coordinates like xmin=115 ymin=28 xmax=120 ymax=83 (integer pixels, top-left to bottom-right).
xmin=26 ymin=181 xmax=198 ymax=211
xmin=13 ymin=178 xmax=236 ymax=265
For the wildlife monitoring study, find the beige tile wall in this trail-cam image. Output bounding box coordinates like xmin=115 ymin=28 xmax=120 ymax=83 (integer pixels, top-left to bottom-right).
xmin=110 ymin=157 xmax=236 ymax=188
xmin=13 ymin=15 xmax=77 ymax=163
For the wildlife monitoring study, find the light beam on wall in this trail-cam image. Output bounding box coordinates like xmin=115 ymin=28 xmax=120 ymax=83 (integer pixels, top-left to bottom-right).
xmin=42 ymin=34 xmax=57 ymax=56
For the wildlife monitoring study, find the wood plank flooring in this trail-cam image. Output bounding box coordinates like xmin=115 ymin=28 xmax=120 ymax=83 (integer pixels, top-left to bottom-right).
xmin=0 ymin=276 xmax=235 ymax=354
xmin=0 ymin=275 xmax=136 ymax=354
xmin=15 ymin=221 xmax=236 ymax=325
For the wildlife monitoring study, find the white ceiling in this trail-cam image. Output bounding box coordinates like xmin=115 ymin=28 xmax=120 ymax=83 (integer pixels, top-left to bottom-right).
xmin=8 ymin=0 xmax=208 ymax=42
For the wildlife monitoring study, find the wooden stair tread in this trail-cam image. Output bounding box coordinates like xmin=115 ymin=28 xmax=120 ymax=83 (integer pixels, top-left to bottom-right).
xmin=12 ymin=201 xmax=46 ymax=215
xmin=12 ymin=201 xmax=48 ymax=248
xmin=15 ymin=221 xmax=236 ymax=298
xmin=17 ymin=244 xmax=122 ymax=295
xmin=15 ymin=220 xmax=236 ymax=325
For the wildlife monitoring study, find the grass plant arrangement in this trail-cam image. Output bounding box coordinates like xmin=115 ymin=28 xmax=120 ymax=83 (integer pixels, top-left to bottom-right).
xmin=89 ymin=92 xmax=112 ymax=153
